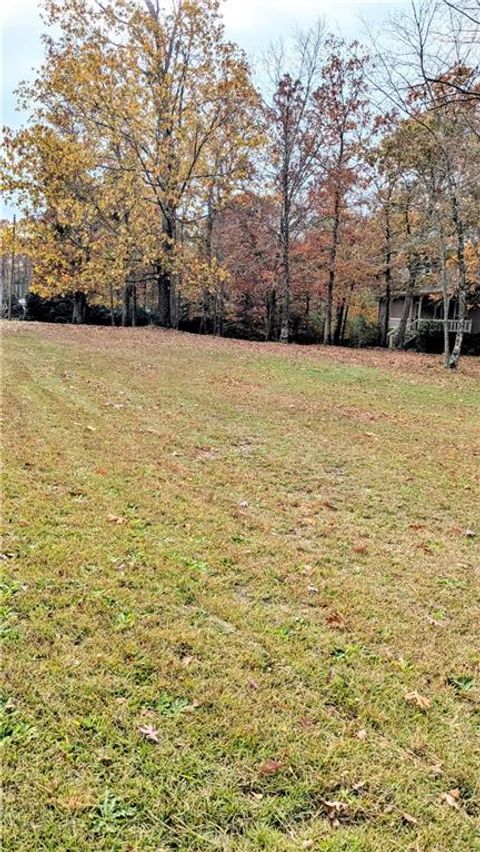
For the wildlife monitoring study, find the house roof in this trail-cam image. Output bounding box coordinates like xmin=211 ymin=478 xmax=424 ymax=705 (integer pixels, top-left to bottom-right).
xmin=380 ymin=285 xmax=480 ymax=301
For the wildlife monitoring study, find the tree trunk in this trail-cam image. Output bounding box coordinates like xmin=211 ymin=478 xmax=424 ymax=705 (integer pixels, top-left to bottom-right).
xmin=340 ymin=301 xmax=349 ymax=342
xmin=394 ymin=282 xmax=415 ymax=349
xmin=265 ymin=287 xmax=276 ymax=341
xmin=200 ymin=289 xmax=210 ymax=334
xmin=213 ymin=282 xmax=225 ymax=337
xmin=443 ymin=297 xmax=451 ymax=366
xmin=132 ymin=283 xmax=137 ymax=327
xmin=122 ymin=283 xmax=130 ymax=327
xmin=448 ymin=289 xmax=466 ymax=368
xmin=437 ymin=223 xmax=450 ymax=366
xmin=0 ymin=258 xmax=5 ymax=318
xmin=395 ymin=206 xmax=417 ymax=349
xmin=279 ymin=223 xmax=290 ymax=343
xmin=7 ymin=214 xmax=16 ymax=321
xmin=446 ymin=186 xmax=467 ymax=369
xmin=323 ymin=189 xmax=341 ymax=345
xmin=173 ymin=289 xmax=181 ymax=330
xmin=279 ymin=157 xmax=291 ymax=343
xmin=109 ymin=284 xmax=115 ymax=327
xmin=72 ymin=291 xmax=86 ymax=324
xmin=157 ymin=213 xmax=175 ymax=328
xmin=333 ymin=301 xmax=343 ymax=345
xmin=157 ymin=266 xmax=172 ymax=327
xmin=380 ymin=205 xmax=392 ymax=347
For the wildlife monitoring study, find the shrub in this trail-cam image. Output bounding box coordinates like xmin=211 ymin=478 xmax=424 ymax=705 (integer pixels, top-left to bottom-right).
xmin=25 ymin=293 xmax=152 ymax=326
xmin=414 ymin=323 xmax=480 ymax=356
xmin=26 ymin=292 xmax=72 ymax=323
xmin=346 ymin=315 xmax=380 ymax=347
xmin=463 ymin=332 xmax=480 ymax=356
xmin=1 ymin=295 xmax=25 ymax=319
xmin=415 ymin=320 xmax=444 ymax=353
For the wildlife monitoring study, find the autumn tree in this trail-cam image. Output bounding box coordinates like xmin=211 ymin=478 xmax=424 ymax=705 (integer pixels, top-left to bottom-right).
xmin=3 ymin=0 xmax=259 ymax=326
xmin=217 ymin=192 xmax=282 ymax=339
xmin=371 ymin=0 xmax=480 ymax=365
xmin=309 ymin=39 xmax=371 ymax=343
xmin=264 ymin=24 xmax=324 ymax=342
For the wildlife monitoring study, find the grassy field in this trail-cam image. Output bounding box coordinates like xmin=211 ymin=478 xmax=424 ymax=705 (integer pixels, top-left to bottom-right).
xmin=2 ymin=322 xmax=480 ymax=851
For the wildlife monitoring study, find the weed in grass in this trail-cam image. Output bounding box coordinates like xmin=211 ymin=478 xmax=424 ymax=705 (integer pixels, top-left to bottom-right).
xmin=92 ymin=789 xmax=136 ymax=835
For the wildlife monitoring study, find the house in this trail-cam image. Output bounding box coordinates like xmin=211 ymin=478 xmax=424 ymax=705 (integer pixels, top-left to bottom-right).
xmin=378 ymin=287 xmax=480 ymax=348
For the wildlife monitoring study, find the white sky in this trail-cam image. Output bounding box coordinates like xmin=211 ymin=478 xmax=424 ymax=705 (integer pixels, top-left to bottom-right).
xmin=1 ymin=0 xmax=406 ymax=216
xmin=1 ymin=0 xmax=407 ymax=126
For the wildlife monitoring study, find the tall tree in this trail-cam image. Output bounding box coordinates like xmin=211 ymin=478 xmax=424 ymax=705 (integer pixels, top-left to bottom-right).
xmin=310 ymin=39 xmax=371 ymax=344
xmin=264 ymin=25 xmax=324 ymax=342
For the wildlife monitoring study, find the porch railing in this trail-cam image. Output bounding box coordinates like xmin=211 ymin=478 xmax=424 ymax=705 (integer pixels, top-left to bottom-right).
xmin=387 ymin=317 xmax=472 ymax=347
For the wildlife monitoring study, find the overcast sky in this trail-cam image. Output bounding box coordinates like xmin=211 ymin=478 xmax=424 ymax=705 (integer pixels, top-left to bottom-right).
xmin=1 ymin=0 xmax=406 ymax=216
xmin=1 ymin=0 xmax=408 ymax=124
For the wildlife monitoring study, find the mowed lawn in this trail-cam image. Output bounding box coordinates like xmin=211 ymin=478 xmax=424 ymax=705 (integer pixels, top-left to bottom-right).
xmin=2 ymin=323 xmax=480 ymax=852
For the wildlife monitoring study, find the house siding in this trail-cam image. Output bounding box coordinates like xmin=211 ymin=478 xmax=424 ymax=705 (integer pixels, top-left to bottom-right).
xmin=379 ymin=294 xmax=480 ymax=335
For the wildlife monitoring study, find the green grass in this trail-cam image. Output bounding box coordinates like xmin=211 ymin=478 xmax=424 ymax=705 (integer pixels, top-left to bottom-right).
xmin=2 ymin=323 xmax=480 ymax=851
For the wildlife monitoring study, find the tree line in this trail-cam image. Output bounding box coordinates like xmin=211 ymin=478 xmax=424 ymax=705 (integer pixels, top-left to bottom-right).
xmin=1 ymin=0 xmax=479 ymax=366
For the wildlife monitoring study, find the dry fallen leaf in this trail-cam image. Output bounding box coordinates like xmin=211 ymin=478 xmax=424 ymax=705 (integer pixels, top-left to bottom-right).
xmin=107 ymin=514 xmax=127 ymax=525
xmin=429 ymin=762 xmax=443 ymax=777
xmin=326 ymin=610 xmax=346 ymax=629
xmin=356 ymin=728 xmax=368 ymax=740
xmin=258 ymin=758 xmax=283 ymax=776
xmin=247 ymin=678 xmax=259 ymax=690
xmin=426 ymin=615 xmax=444 ymax=627
xmin=139 ymin=724 xmax=159 ymax=744
xmin=402 ymin=812 xmax=418 ymax=826
xmin=301 ymin=841 xmax=314 ymax=849
xmin=441 ymin=788 xmax=461 ymax=809
xmin=404 ymin=690 xmax=431 ymax=711
xmin=321 ymin=799 xmax=349 ymax=826
xmin=299 ymin=716 xmax=313 ymax=730
xmin=464 ymin=529 xmax=476 ymax=538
